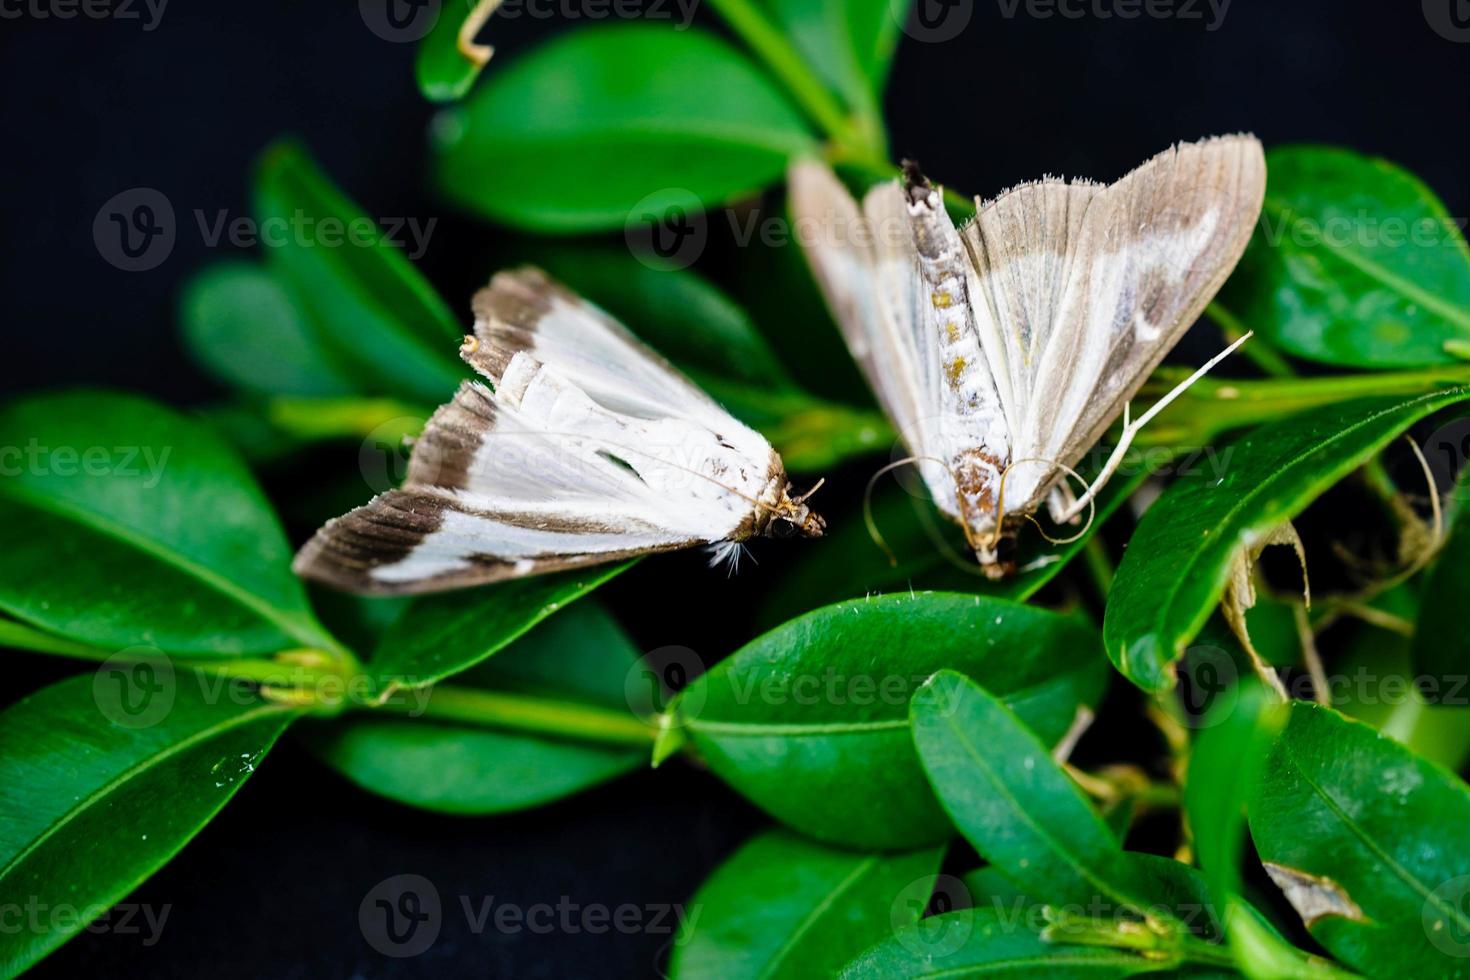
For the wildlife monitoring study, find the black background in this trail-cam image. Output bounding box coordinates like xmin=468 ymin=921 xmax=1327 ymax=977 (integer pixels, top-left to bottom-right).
xmin=4 ymin=1 xmax=1468 ymax=977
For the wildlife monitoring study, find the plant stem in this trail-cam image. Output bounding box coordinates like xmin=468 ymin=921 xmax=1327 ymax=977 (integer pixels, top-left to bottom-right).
xmin=372 ymin=683 xmax=658 ymax=748
xmin=700 ymin=0 xmax=872 ymax=159
xmin=1082 ymin=535 xmax=1115 ymax=600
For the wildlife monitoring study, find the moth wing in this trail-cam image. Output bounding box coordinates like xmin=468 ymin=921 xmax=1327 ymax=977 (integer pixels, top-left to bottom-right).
xmin=789 ymin=161 xmax=935 ymax=452
xmin=991 ymin=134 xmax=1266 ymax=507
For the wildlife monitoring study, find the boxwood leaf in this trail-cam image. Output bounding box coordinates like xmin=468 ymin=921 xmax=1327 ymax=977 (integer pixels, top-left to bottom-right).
xmin=0 ymin=675 xmax=296 ymax=976
xmin=432 ymin=24 xmax=816 ymax=231
xmin=1411 ymin=494 xmax=1470 ymax=694
xmin=764 ymin=0 xmax=904 ymax=110
xmin=307 ymin=601 xmax=646 ymax=814
xmin=839 ymin=908 xmax=1176 ymax=979
xmin=254 ymin=141 xmax=466 ymax=403
xmin=369 ymin=561 xmax=631 ymax=688
xmin=678 ymin=593 xmax=1107 ymax=849
xmin=178 ymin=261 xmax=357 ymax=398
xmin=416 ymin=0 xmax=498 ymax=103
xmin=1221 ymin=145 xmax=1470 ymax=367
xmin=910 ymin=671 xmax=1159 ymax=916
xmin=1247 ymin=702 xmax=1470 ymax=976
xmin=1104 ymin=387 xmax=1470 ymax=693
xmin=0 ymin=390 xmax=336 ymax=656
xmin=670 ymin=831 xmax=943 ymax=980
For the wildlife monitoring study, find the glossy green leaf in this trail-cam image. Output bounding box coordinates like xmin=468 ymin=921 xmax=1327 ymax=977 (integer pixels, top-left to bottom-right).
xmin=1333 ymin=632 xmax=1470 ymax=772
xmin=765 ymin=0 xmax=904 ymax=110
xmin=911 ymin=671 xmax=1158 ymax=914
xmin=678 ymin=593 xmax=1107 ymax=849
xmin=254 ymin=141 xmax=465 ymax=403
xmin=178 ymin=261 xmax=356 ymax=398
xmin=1412 ymin=494 xmax=1470 ymax=694
xmin=433 ymin=24 xmax=815 ymax=231
xmin=1221 ymin=145 xmax=1470 ymax=367
xmin=308 ymin=602 xmax=646 ymax=814
xmin=839 ymin=908 xmax=1176 ymax=979
xmin=671 ymin=831 xmax=942 ymax=980
xmin=1104 ymin=387 xmax=1470 ymax=693
xmin=369 ymin=562 xmax=631 ymax=688
xmin=1248 ymin=702 xmax=1470 ymax=975
xmin=416 ymin=0 xmax=496 ymax=102
xmin=760 ymin=464 xmax=1150 ymax=630
xmin=0 ymin=391 xmax=335 ymax=656
xmin=0 ymin=675 xmax=295 ymax=976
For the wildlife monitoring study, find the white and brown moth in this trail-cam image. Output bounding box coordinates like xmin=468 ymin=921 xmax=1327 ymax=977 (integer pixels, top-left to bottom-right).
xmin=790 ymin=135 xmax=1266 ymax=578
xmin=293 ymin=268 xmax=825 ymax=595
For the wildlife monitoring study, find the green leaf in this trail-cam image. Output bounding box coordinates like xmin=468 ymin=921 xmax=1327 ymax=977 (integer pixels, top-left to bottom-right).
xmin=764 ymin=0 xmax=903 ymax=110
xmin=679 ymin=593 xmax=1107 ymax=849
xmin=670 ymin=831 xmax=943 ymax=980
xmin=1221 ymin=145 xmax=1470 ymax=367
xmin=0 ymin=390 xmax=335 ymax=656
xmin=1104 ymin=387 xmax=1470 ymax=692
xmin=432 ymin=24 xmax=815 ymax=231
xmin=760 ymin=464 xmax=1149 ymax=630
xmin=1248 ymin=703 xmax=1470 ymax=975
xmin=839 ymin=908 xmax=1176 ymax=979
xmin=254 ymin=140 xmax=465 ymax=403
xmin=178 ymin=261 xmax=356 ymax=398
xmin=307 ymin=602 xmax=645 ymax=814
xmin=0 ymin=675 xmax=295 ymax=976
xmin=1412 ymin=495 xmax=1470 ymax=694
xmin=369 ymin=562 xmax=631 ymax=688
xmin=910 ymin=671 xmax=1157 ymax=915
xmin=416 ymin=0 xmax=496 ymax=102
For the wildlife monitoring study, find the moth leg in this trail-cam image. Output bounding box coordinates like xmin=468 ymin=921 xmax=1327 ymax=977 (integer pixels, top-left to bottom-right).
xmin=1048 ymin=482 xmax=1082 ymax=526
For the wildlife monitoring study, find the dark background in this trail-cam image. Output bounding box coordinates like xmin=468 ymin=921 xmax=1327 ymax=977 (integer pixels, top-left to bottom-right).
xmin=3 ymin=1 xmax=1467 ymax=976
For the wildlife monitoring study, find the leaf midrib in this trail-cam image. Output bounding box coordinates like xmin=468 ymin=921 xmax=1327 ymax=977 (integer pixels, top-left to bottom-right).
xmin=452 ymin=120 xmax=814 ymax=158
xmin=0 ymin=481 xmax=323 ymax=650
xmin=1262 ymin=196 xmax=1470 ymax=333
xmin=1281 ymin=736 xmax=1470 ymax=934
xmin=1137 ymin=389 xmax=1469 ymax=672
xmin=0 ymin=701 xmax=292 ymax=881
xmin=756 ymin=855 xmax=880 ymax=980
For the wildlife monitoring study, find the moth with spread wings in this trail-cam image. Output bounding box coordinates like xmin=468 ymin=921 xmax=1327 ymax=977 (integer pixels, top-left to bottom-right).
xmin=790 ymin=134 xmax=1266 ymax=578
xmin=294 ymin=268 xmax=825 ymax=595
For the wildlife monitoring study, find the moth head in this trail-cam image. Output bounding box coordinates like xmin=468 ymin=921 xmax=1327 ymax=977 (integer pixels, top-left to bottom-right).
xmin=766 ymin=481 xmax=826 ymax=540
xmin=972 ymin=529 xmax=1018 ymax=581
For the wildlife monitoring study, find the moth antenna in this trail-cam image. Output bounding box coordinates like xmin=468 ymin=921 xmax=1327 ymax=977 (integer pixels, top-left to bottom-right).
xmin=793 ymin=477 xmax=826 ymax=504
xmin=863 ymin=454 xmax=979 ymax=567
xmin=1405 ymin=435 xmax=1444 ymax=548
xmin=993 ymin=457 xmax=1098 ymax=549
xmin=1055 ymin=330 xmax=1254 ymax=524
